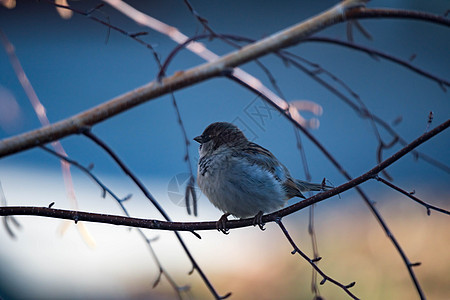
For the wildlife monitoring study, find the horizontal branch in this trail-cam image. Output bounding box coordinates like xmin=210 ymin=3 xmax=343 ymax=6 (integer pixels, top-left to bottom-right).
xmin=0 ymin=0 xmax=365 ymax=158
xmin=304 ymin=37 xmax=450 ymax=88
xmin=2 ymin=119 xmax=448 ymax=230
xmin=375 ymin=176 xmax=450 ymax=215
xmin=3 ymin=2 xmax=446 ymax=158
xmin=347 ymin=7 xmax=450 ymax=26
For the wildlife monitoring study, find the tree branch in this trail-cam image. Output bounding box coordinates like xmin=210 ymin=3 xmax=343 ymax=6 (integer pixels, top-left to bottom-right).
xmin=375 ymin=176 xmax=449 ymax=215
xmin=347 ymin=7 xmax=450 ymax=26
xmin=2 ymin=119 xmax=448 ymax=230
xmin=304 ymin=36 xmax=450 ymax=89
xmin=80 ymin=130 xmax=228 ymax=299
xmin=0 ymin=0 xmax=369 ymax=158
xmin=277 ymin=219 xmax=358 ymax=299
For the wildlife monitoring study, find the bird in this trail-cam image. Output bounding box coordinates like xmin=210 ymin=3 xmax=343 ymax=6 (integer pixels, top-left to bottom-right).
xmin=194 ymin=122 xmax=330 ymax=233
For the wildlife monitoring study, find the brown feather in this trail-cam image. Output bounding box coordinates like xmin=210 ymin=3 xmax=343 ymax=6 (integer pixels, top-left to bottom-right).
xmin=283 ymin=178 xmax=305 ymax=199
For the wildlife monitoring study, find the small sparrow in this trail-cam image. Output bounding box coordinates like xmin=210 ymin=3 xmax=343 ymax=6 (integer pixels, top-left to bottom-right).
xmin=194 ymin=122 xmax=329 ymax=233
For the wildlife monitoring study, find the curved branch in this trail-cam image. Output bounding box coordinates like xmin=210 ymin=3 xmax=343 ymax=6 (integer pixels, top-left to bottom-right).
xmin=375 ymin=176 xmax=449 ymax=215
xmin=277 ymin=220 xmax=358 ymax=299
xmin=159 ymin=32 xmax=450 ymax=177
xmin=231 ymin=73 xmax=447 ymax=299
xmin=304 ymin=37 xmax=450 ymax=88
xmin=2 ymin=119 xmax=448 ymax=230
xmin=0 ymin=1 xmax=373 ymax=158
xmin=80 ymin=130 xmax=227 ymax=299
xmin=1 ymin=5 xmax=447 ymax=159
xmin=40 ymin=145 xmax=189 ymax=296
xmin=347 ymin=8 xmax=450 ymax=27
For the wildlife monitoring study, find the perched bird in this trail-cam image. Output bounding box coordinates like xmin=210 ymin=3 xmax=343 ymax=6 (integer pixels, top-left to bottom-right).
xmin=194 ymin=122 xmax=329 ymax=233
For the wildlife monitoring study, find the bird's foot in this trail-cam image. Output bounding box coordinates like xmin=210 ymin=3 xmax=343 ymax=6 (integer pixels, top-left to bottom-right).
xmin=216 ymin=213 xmax=231 ymax=234
xmin=252 ymin=211 xmax=265 ymax=231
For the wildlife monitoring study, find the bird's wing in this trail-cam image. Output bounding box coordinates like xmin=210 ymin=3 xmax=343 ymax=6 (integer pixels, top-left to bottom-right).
xmin=239 ymin=142 xmax=304 ymax=199
xmin=240 ymin=142 xmax=278 ymax=173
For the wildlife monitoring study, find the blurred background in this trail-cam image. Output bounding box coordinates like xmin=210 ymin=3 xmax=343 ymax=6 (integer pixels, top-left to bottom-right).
xmin=0 ymin=0 xmax=449 ymax=299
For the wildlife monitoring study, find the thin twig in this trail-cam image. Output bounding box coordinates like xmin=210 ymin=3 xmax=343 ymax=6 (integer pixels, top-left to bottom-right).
xmin=81 ymin=130 xmax=229 ymax=300
xmin=304 ymin=37 xmax=450 ymax=89
xmin=228 ymin=78 xmax=450 ymax=300
xmin=375 ymin=176 xmax=449 ymax=215
xmin=1 ymin=4 xmax=448 ymax=298
xmin=180 ymin=0 xmax=288 ymax=101
xmin=278 ymin=51 xmax=449 ymax=174
xmin=347 ymin=7 xmax=450 ymax=27
xmin=1 ymin=5 xmax=448 ymax=160
xmin=170 ymin=93 xmax=198 ymax=216
xmin=0 ymin=0 xmax=370 ymax=157
xmin=0 ymin=27 xmax=93 ymax=242
xmin=277 ymin=219 xmax=358 ymax=299
xmin=158 ymin=32 xmax=449 ymax=175
xmin=40 ymin=145 xmax=188 ymax=298
xmin=44 ymin=1 xmax=199 ymax=217
xmin=47 ymin=1 xmax=161 ymax=66
xmin=2 ymin=119 xmax=448 ymax=231
xmin=183 ymin=7 xmax=327 ymax=287
xmin=182 ymin=0 xmax=213 ymax=34
xmin=290 ymin=115 xmax=321 ymax=297
xmin=0 ymin=181 xmax=21 ymax=239
xmin=155 ymin=28 xmax=448 ymax=298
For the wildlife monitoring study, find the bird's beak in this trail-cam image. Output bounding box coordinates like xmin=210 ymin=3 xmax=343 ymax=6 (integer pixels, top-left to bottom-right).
xmin=193 ymin=136 xmax=202 ymax=143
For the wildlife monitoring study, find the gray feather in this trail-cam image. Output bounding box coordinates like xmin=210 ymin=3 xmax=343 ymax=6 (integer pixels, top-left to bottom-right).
xmin=295 ymin=179 xmax=331 ymax=192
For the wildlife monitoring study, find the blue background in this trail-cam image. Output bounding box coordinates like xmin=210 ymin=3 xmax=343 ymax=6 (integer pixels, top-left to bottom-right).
xmin=0 ymin=1 xmax=449 ymax=299
xmin=1 ymin=1 xmax=448 ymax=187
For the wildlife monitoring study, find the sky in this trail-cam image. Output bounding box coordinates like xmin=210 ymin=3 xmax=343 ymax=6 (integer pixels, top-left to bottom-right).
xmin=0 ymin=1 xmax=449 ymax=299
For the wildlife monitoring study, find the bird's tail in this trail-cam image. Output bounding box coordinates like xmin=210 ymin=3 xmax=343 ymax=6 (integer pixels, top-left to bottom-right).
xmin=295 ymin=179 xmax=331 ymax=192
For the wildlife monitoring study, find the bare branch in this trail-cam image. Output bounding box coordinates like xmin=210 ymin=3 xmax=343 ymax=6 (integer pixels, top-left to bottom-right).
xmin=1 ymin=3 xmax=448 ymax=298
xmin=159 ymin=32 xmax=449 ymax=176
xmin=375 ymin=176 xmax=449 ymax=216
xmin=170 ymin=93 xmax=198 ymax=216
xmin=304 ymin=37 xmax=450 ymax=89
xmin=81 ymin=129 xmax=227 ymax=299
xmin=1 ymin=4 xmax=447 ymax=160
xmin=0 ymin=27 xmax=94 ymax=243
xmin=347 ymin=7 xmax=450 ymax=26
xmin=2 ymin=119 xmax=448 ymax=299
xmin=232 ymin=72 xmax=449 ymax=299
xmin=2 ymin=119 xmax=448 ymax=231
xmin=277 ymin=219 xmax=359 ymax=299
xmin=0 ymin=181 xmax=21 ymax=239
xmin=47 ymin=1 xmax=161 ymax=64
xmin=0 ymin=0 xmax=367 ymax=158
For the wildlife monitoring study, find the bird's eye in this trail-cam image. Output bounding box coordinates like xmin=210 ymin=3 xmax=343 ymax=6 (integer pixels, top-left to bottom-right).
xmin=203 ymin=135 xmax=212 ymax=143
xmin=199 ymin=144 xmax=203 ymax=150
